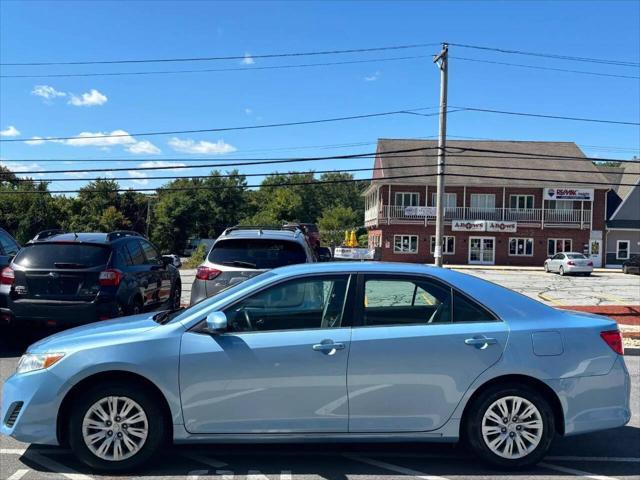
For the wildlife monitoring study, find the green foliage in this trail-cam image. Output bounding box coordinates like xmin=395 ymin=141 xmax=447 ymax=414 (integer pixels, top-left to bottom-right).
xmin=184 ymin=243 xmax=207 ymax=268
xmin=317 ymin=206 xmax=359 ymax=246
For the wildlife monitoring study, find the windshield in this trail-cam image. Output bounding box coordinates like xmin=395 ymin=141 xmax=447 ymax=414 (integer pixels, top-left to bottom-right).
xmin=208 ymin=238 xmax=306 ymax=269
xmin=14 ymin=243 xmax=110 ymax=269
xmin=566 ymin=253 xmax=587 ymax=259
xmin=165 ymin=271 xmax=276 ymax=324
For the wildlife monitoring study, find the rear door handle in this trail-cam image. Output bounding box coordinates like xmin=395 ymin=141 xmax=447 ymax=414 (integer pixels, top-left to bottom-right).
xmin=465 ymin=336 xmax=498 ymax=349
xmin=312 ymin=341 xmax=345 ymax=354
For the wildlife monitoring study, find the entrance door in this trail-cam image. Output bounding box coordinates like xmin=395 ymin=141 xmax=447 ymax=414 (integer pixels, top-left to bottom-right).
xmin=589 ymin=239 xmax=602 ymax=267
xmin=469 ymin=237 xmax=495 ymax=265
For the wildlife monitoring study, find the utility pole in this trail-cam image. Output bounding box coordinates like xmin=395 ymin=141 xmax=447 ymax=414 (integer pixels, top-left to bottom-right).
xmin=145 ymin=196 xmax=153 ymax=238
xmin=433 ymin=43 xmax=448 ymax=267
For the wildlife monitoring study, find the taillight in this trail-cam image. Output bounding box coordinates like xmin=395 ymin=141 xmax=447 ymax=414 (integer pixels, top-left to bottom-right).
xmin=600 ymin=330 xmax=624 ymax=355
xmin=99 ymin=269 xmax=122 ymax=287
xmin=196 ymin=266 xmax=221 ymax=281
xmin=587 ymin=261 xmax=593 ymax=266
xmin=567 ymin=261 xmax=575 ymax=266
xmin=0 ymin=267 xmax=14 ymax=286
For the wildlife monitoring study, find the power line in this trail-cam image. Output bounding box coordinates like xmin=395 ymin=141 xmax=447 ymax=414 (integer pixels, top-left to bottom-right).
xmin=0 ymin=107 xmax=441 ymax=143
xmin=0 ymin=42 xmax=440 ymax=66
xmin=451 ymin=56 xmax=640 ymax=80
xmin=2 ymin=170 xmax=636 ymax=195
xmin=448 ymin=42 xmax=640 ymax=68
xmin=454 ymin=107 xmax=640 ymax=126
xmin=6 ymin=159 xmax=631 ymax=183
xmin=0 ymin=55 xmax=430 ymax=79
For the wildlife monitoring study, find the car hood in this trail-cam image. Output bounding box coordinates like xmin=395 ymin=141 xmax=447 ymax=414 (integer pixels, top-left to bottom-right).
xmin=28 ymin=313 xmax=160 ymax=353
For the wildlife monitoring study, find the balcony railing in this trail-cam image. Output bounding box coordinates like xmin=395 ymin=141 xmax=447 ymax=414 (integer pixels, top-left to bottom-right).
xmin=364 ymin=205 xmax=590 ymax=227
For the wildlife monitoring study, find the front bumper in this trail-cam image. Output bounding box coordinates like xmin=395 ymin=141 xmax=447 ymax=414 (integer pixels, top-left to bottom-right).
xmin=1 ymin=369 xmax=62 ymax=445
xmin=549 ymin=356 xmax=631 ymax=436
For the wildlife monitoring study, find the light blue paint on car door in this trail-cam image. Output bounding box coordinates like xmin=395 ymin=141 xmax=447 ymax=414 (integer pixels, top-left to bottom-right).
xmin=180 ymin=327 xmax=352 ymax=433
xmin=347 ymin=321 xmax=508 ymax=432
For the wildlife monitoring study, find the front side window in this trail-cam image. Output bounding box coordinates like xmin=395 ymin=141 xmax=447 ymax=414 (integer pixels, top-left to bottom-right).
xmin=509 ymin=238 xmax=533 ymax=256
xmin=394 ymin=192 xmax=419 ymax=207
xmin=471 ymin=194 xmax=496 ymax=210
xmin=394 ymin=235 xmax=419 ymax=254
xmin=0 ymin=232 xmax=20 ymax=256
xmin=617 ymin=241 xmax=630 ymax=260
xmin=548 ymin=238 xmax=572 ymax=256
xmin=363 ymin=277 xmax=451 ymax=325
xmin=430 ymin=235 xmax=455 ymax=254
xmin=510 ymin=195 xmax=534 ymax=210
xmin=223 ymin=275 xmax=350 ymax=332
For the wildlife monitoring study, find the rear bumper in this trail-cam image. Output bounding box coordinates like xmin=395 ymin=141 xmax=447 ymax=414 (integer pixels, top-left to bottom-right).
xmin=1 ymin=296 xmax=120 ymax=329
xmin=565 ymin=265 xmax=594 ymax=273
xmin=549 ymin=356 xmax=631 ymax=436
xmin=190 ymin=278 xmax=227 ymax=305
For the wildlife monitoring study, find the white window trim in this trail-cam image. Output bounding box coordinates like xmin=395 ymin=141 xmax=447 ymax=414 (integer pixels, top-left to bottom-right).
xmin=393 ymin=234 xmax=419 ymax=254
xmin=470 ymin=193 xmax=496 ymax=209
xmin=394 ymin=192 xmax=419 ymax=206
xmin=509 ymin=194 xmax=535 ymax=209
xmin=616 ymin=240 xmax=630 ymax=260
xmin=430 ymin=235 xmax=455 ymax=255
xmin=547 ymin=238 xmax=572 ymax=256
xmin=431 ymin=192 xmax=457 ymax=208
xmin=509 ymin=237 xmax=534 ymax=257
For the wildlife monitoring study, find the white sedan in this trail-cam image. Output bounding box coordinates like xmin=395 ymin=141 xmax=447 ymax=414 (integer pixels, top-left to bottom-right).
xmin=544 ymin=252 xmax=593 ymax=276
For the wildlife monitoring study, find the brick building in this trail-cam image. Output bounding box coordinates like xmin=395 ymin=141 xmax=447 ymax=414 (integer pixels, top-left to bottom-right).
xmin=363 ymin=139 xmax=610 ymax=267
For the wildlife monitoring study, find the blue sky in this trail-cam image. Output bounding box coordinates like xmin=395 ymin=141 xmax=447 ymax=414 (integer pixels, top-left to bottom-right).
xmin=1 ymin=0 xmax=639 ymax=194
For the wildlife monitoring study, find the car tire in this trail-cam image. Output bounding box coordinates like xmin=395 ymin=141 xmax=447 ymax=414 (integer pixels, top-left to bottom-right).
xmin=171 ymin=279 xmax=182 ymax=311
xmin=544 ymin=263 xmax=549 ymax=273
xmin=623 ymin=265 xmax=628 ymax=274
xmin=465 ymin=384 xmax=555 ymax=470
xmin=68 ymin=381 xmax=168 ymax=472
xmin=559 ymin=266 xmax=565 ymax=276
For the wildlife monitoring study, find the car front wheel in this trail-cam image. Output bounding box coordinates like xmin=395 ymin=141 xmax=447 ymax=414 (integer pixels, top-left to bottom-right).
xmin=559 ymin=266 xmax=565 ymax=276
xmin=465 ymin=384 xmax=555 ymax=469
xmin=68 ymin=382 xmax=167 ymax=471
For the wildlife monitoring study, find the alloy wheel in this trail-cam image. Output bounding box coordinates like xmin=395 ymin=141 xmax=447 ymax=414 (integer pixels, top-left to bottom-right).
xmin=82 ymin=396 xmax=149 ymax=462
xmin=481 ymin=395 xmax=543 ymax=460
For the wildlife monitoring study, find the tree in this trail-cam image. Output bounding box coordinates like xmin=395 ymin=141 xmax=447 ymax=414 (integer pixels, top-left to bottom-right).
xmin=317 ymin=206 xmax=358 ymax=247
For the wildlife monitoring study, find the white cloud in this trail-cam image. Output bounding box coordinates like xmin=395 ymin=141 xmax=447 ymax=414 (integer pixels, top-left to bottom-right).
xmin=168 ymin=137 xmax=236 ymax=155
xmin=127 ymin=170 xmax=149 ymax=185
xmin=63 ymin=171 xmax=89 ymax=178
xmin=63 ymin=129 xmax=136 ymax=147
xmin=241 ymin=53 xmax=255 ymax=65
xmin=68 ymin=89 xmax=108 ymax=107
xmin=126 ymin=140 xmax=161 ymax=155
xmin=25 ymin=136 xmax=45 ymax=145
xmin=6 ymin=162 xmax=45 ymax=178
xmin=32 ymin=85 xmax=66 ymax=100
xmin=364 ymin=71 xmax=381 ymax=82
xmin=0 ymin=125 xmax=20 ymax=137
xmin=244 ymin=108 xmax=253 ymax=115
xmin=138 ymin=160 xmax=187 ymax=171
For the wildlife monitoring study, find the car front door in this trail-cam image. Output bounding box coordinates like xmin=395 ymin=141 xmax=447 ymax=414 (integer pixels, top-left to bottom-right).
xmin=180 ymin=274 xmax=355 ymax=433
xmin=551 ymin=253 xmax=564 ymax=272
xmin=347 ymin=274 xmax=508 ymax=432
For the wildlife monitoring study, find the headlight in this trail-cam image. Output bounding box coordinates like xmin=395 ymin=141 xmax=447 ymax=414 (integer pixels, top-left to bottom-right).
xmin=16 ymin=353 xmax=65 ymax=374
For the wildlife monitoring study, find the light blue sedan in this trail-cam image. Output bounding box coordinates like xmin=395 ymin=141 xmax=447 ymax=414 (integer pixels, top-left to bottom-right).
xmin=1 ymin=263 xmax=630 ymax=472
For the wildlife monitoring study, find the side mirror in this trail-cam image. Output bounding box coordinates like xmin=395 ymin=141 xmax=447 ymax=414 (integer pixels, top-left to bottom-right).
xmin=317 ymin=247 xmax=332 ymax=262
xmin=205 ymin=311 xmax=227 ymax=334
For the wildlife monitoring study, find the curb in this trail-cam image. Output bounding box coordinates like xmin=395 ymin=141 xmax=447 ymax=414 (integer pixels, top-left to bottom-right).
xmin=447 ymin=265 xmax=622 ymax=273
xmin=624 ymin=347 xmax=640 ymax=356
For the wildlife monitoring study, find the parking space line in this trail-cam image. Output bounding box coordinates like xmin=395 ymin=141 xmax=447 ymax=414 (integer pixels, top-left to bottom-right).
xmin=540 ymin=462 xmax=620 ymax=480
xmin=345 ymin=454 xmax=451 ymax=480
xmin=23 ymin=451 xmax=94 ymax=480
xmin=546 ymin=456 xmax=640 ymax=463
xmin=0 ymin=448 xmax=27 ymax=455
xmin=538 ymin=292 xmax=564 ymax=305
xmin=7 ymin=469 xmax=29 ymax=480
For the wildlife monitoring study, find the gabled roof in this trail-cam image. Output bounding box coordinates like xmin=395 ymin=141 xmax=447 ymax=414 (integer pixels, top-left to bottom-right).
xmin=616 ymin=161 xmax=640 ymax=200
xmin=371 ymin=139 xmax=611 ymax=188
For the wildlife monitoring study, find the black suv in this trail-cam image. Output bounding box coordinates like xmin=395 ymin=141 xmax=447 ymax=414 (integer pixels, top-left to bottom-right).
xmin=0 ymin=230 xmax=181 ymax=330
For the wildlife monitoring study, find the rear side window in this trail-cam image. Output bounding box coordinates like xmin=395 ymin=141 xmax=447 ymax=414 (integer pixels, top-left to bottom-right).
xmin=452 ymin=291 xmax=496 ymax=322
xmin=209 ymin=238 xmax=307 ymax=269
xmin=0 ymin=232 xmax=20 ymax=256
xmin=13 ymin=243 xmax=110 ymax=268
xmin=126 ymin=240 xmax=146 ymax=266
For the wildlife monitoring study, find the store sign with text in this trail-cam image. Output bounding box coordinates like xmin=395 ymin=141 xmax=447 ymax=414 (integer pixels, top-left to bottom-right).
xmin=543 ymin=187 xmax=593 ymax=201
xmin=486 ymin=221 xmax=517 ymax=233
xmin=404 ymin=206 xmax=437 ymax=217
xmin=452 ymin=220 xmax=486 ymax=231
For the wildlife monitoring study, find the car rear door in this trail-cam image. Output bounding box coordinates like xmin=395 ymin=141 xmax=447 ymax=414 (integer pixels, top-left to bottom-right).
xmin=124 ymin=239 xmax=156 ymax=307
xmin=347 ymin=273 xmax=508 ymax=433
xmin=180 ymin=274 xmax=355 ymax=433
xmin=140 ymin=239 xmax=171 ymax=304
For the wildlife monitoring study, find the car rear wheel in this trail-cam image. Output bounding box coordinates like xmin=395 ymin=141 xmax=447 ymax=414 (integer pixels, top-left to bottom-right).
xmin=171 ymin=280 xmax=181 ymax=311
xmin=559 ymin=266 xmax=565 ymax=276
xmin=465 ymin=384 xmax=555 ymax=469
xmin=623 ymin=265 xmax=628 ymax=274
xmin=68 ymin=382 xmax=167 ymax=472
xmin=127 ymin=297 xmax=143 ymax=315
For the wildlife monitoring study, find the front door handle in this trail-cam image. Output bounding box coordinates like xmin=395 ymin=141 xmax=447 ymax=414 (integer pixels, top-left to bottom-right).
xmin=465 ymin=336 xmax=498 ymax=349
xmin=312 ymin=341 xmax=345 ymax=354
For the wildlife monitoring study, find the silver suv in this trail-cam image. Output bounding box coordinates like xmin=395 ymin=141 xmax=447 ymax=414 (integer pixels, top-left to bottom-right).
xmin=189 ymin=226 xmax=317 ymax=304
